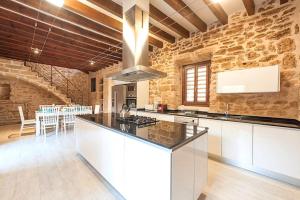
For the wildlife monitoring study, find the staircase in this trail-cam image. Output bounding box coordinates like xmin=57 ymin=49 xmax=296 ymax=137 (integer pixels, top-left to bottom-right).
xmin=0 ymin=59 xmax=74 ymax=104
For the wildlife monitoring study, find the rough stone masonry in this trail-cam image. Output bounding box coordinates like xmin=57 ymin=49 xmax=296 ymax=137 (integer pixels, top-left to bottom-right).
xmin=149 ymin=0 xmax=300 ymax=120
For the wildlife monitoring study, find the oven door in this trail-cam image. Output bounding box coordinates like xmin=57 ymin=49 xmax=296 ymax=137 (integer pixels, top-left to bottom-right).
xmin=126 ymin=98 xmax=136 ymax=108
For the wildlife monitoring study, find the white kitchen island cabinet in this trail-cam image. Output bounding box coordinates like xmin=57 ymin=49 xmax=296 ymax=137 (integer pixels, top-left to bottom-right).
xmin=75 ymin=114 xmax=208 ymax=200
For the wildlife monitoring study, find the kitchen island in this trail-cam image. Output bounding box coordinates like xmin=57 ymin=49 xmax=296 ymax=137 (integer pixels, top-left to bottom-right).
xmin=75 ymin=113 xmax=208 ymax=200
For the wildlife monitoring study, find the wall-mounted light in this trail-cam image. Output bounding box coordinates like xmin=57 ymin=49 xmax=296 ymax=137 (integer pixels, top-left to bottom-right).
xmin=46 ymin=0 xmax=64 ymax=7
xmin=89 ymin=60 xmax=95 ymax=65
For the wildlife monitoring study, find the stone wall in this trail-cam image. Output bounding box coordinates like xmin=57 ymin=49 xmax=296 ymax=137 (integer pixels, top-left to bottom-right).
xmin=0 ymin=76 xmax=63 ymax=125
xmin=149 ymin=0 xmax=300 ymax=120
xmin=26 ymin=62 xmax=89 ymax=105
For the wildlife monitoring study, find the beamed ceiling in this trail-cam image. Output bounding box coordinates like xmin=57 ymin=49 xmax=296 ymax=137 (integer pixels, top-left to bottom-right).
xmin=0 ymin=0 xmax=285 ymax=72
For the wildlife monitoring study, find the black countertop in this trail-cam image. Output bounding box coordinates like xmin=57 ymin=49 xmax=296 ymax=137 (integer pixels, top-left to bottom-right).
xmin=77 ymin=113 xmax=208 ymax=151
xmin=136 ymin=109 xmax=300 ymax=129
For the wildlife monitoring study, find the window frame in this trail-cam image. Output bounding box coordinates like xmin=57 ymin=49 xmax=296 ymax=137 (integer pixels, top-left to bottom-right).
xmin=182 ymin=61 xmax=210 ymax=106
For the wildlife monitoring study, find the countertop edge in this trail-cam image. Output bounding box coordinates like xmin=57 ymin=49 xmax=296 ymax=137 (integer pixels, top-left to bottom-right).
xmin=76 ymin=116 xmax=208 ymax=152
xmin=136 ymin=110 xmax=300 ymax=129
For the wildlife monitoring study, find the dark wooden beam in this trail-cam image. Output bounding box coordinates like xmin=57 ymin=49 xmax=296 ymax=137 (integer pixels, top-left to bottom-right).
xmin=242 ymin=0 xmax=255 ymax=16
xmin=0 ymin=49 xmax=105 ymax=71
xmin=0 ymin=23 xmax=120 ymax=66
xmin=150 ymin=4 xmax=190 ymax=38
xmin=163 ymin=0 xmax=207 ymax=32
xmin=0 ymin=43 xmax=114 ymax=66
xmin=0 ymin=2 xmax=122 ymax=50
xmin=0 ymin=10 xmax=122 ymax=57
xmin=62 ymin=0 xmax=163 ymax=48
xmin=88 ymin=0 xmax=176 ymax=43
xmin=203 ymin=0 xmax=228 ymax=25
xmin=0 ymin=26 xmax=121 ymax=60
xmin=280 ymin=0 xmax=288 ymax=4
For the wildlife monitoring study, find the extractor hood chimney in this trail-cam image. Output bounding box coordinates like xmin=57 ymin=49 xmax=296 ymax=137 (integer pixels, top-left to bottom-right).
xmin=110 ymin=0 xmax=167 ymax=82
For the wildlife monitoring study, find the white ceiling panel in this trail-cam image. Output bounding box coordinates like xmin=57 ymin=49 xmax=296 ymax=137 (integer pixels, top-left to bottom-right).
xmin=149 ymin=19 xmax=182 ymax=38
xmin=218 ymin=0 xmax=246 ymax=15
xmin=183 ymin=0 xmax=218 ymax=24
xmin=150 ymin=0 xmax=198 ymax=32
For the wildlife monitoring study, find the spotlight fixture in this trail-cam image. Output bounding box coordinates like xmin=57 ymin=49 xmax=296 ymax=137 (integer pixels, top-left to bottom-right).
xmin=31 ymin=48 xmax=41 ymax=55
xmin=89 ymin=60 xmax=95 ymax=65
xmin=45 ymin=0 xmax=64 ymax=7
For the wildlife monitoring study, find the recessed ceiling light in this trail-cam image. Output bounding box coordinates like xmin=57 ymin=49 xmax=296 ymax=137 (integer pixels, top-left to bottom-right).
xmin=45 ymin=0 xmax=64 ymax=7
xmin=212 ymin=0 xmax=221 ymax=3
xmin=89 ymin=60 xmax=95 ymax=65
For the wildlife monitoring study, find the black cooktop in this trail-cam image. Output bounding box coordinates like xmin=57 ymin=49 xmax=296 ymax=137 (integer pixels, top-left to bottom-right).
xmin=116 ymin=115 xmax=158 ymax=126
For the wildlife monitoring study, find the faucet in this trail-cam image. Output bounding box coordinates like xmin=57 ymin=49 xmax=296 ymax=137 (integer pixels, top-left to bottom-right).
xmin=224 ymin=103 xmax=229 ymax=118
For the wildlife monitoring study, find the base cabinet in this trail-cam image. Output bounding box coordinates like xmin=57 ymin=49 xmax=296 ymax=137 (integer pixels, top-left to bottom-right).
xmin=198 ymin=119 xmax=222 ymax=156
xmin=221 ymin=122 xmax=253 ymax=165
xmin=253 ymin=125 xmax=300 ymax=179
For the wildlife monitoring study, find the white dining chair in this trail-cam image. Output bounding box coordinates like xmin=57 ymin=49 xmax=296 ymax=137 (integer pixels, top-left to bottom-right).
xmin=62 ymin=106 xmax=76 ymax=134
xmin=39 ymin=105 xmax=54 ymax=109
xmin=41 ymin=106 xmax=60 ymax=138
xmin=18 ymin=106 xmax=35 ymax=136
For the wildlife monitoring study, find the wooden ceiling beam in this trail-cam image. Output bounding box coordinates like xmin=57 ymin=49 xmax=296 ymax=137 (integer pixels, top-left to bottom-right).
xmin=0 ymin=43 xmax=115 ymax=66
xmin=62 ymin=0 xmax=163 ymax=48
xmin=0 ymin=13 xmax=122 ymax=58
xmin=163 ymin=0 xmax=207 ymax=32
xmin=203 ymin=0 xmax=228 ymax=25
xmin=0 ymin=49 xmax=104 ymax=71
xmin=280 ymin=0 xmax=288 ymax=4
xmin=0 ymin=0 xmax=120 ymax=48
xmin=0 ymin=31 xmax=121 ymax=62
xmin=88 ymin=0 xmax=176 ymax=43
xmin=242 ymin=0 xmax=255 ymax=16
xmin=0 ymin=26 xmax=121 ymax=61
xmin=150 ymin=4 xmax=190 ymax=38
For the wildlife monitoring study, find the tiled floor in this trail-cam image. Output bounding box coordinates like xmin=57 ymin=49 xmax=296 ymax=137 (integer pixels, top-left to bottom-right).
xmin=0 ymin=124 xmax=299 ymax=200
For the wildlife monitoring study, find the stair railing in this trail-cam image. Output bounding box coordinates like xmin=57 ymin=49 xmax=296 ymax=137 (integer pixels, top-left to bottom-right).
xmin=25 ymin=62 xmax=84 ymax=105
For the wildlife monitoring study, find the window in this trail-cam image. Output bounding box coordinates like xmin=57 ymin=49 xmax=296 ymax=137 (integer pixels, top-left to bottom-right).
xmin=182 ymin=61 xmax=210 ymax=106
xmin=91 ymin=78 xmax=96 ymax=92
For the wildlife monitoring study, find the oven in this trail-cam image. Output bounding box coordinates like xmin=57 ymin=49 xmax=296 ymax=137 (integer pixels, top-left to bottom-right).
xmin=126 ymin=97 xmax=136 ymax=108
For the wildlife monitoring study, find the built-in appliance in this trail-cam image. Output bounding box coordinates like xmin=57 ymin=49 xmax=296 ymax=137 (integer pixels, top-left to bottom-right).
xmin=117 ymin=115 xmax=158 ymax=126
xmin=112 ymin=83 xmax=137 ymax=113
xmin=109 ymin=0 xmax=166 ymax=82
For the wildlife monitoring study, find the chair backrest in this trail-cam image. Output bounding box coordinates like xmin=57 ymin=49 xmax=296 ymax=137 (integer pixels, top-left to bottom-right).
xmin=63 ymin=107 xmax=76 ymax=123
xmin=18 ymin=106 xmax=24 ymax=123
xmin=42 ymin=106 xmax=60 ymax=126
xmin=94 ymin=105 xmax=100 ymax=114
xmin=39 ymin=105 xmax=54 ymax=109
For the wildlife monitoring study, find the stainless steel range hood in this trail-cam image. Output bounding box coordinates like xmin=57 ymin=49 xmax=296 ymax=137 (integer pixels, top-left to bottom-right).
xmin=110 ymin=0 xmax=167 ymax=82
